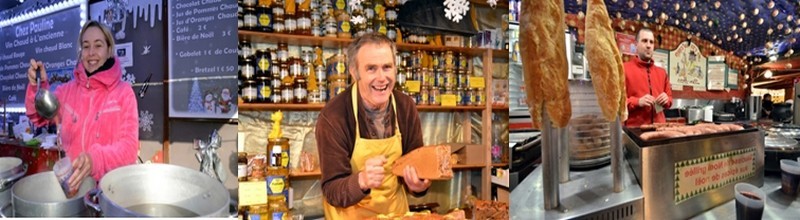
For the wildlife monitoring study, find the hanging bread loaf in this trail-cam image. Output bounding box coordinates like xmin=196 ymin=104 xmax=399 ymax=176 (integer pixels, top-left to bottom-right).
xmin=392 ymin=145 xmax=453 ymax=180
xmin=520 ymin=0 xmax=572 ymax=129
xmin=585 ymin=0 xmax=628 ymax=122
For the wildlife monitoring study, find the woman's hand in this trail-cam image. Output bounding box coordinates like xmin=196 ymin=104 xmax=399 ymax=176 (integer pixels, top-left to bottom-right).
xmin=68 ymin=153 xmax=92 ymax=193
xmin=27 ymin=59 xmax=47 ymax=86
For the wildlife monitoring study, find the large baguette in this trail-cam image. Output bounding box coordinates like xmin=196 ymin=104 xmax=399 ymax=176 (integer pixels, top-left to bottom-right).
xmin=392 ymin=145 xmax=453 ymax=180
xmin=585 ymin=0 xmax=627 ymax=122
xmin=520 ymin=0 xmax=571 ymax=128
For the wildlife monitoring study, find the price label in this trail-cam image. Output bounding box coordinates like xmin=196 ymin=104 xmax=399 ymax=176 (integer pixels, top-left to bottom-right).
xmin=441 ymin=94 xmax=458 ymax=106
xmin=238 ymin=181 xmax=268 ymax=206
xmin=406 ymin=80 xmax=421 ymax=93
xmin=469 ymin=77 xmax=485 ymax=88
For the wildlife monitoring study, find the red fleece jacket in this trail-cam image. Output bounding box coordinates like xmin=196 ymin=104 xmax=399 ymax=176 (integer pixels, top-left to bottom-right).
xmin=624 ymin=56 xmax=673 ymax=127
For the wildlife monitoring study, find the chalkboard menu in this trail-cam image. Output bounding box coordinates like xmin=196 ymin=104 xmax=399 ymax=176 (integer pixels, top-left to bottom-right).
xmin=0 ymin=5 xmax=84 ymax=108
xmin=168 ymin=0 xmax=238 ymax=119
xmin=90 ymin=0 xmax=165 ymax=140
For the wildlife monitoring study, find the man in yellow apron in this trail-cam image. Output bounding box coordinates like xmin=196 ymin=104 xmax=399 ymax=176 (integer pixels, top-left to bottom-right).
xmin=316 ymin=33 xmax=431 ymax=219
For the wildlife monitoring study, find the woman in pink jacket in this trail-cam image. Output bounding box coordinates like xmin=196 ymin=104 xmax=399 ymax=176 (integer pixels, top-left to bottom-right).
xmin=25 ymin=21 xmax=139 ymax=193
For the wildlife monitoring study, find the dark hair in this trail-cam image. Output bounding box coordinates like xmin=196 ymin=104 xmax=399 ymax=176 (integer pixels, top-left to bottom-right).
xmin=635 ymin=28 xmax=654 ymax=41
xmin=346 ymin=33 xmax=397 ymax=80
xmin=764 ymin=94 xmax=772 ymax=98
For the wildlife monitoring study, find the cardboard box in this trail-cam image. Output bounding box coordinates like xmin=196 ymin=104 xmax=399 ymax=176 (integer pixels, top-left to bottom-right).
xmin=446 ymin=143 xmax=486 ymax=165
xmin=444 ymin=35 xmax=465 ymax=47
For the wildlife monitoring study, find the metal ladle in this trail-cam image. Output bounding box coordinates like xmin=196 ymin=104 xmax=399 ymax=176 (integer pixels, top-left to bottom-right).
xmin=34 ymin=70 xmax=59 ymax=119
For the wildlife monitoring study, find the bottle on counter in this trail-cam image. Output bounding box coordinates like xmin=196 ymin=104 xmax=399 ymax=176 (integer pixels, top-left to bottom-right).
xmin=266 ymin=144 xmax=289 ymax=218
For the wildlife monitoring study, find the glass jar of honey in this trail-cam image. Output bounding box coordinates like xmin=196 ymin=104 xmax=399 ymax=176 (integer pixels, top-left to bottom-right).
xmin=242 ymin=80 xmax=258 ymax=103
xmin=294 ymin=74 xmax=308 ymax=103
xmin=296 ymin=10 xmax=312 ymax=35
xmin=256 ymin=5 xmax=273 ymax=32
xmin=281 ymin=82 xmax=294 ymax=103
xmin=243 ymin=7 xmax=258 ymax=30
xmin=337 ymin=12 xmax=351 ymax=38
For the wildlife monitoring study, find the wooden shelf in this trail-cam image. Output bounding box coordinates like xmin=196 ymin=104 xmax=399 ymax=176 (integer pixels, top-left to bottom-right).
xmin=492 ymin=105 xmax=509 ymax=111
xmin=238 ymin=30 xmax=491 ymax=57
xmin=492 ymin=49 xmax=510 ymax=59
xmin=239 ymin=102 xmax=491 ymax=112
xmin=239 ymin=102 xmax=326 ymax=111
xmin=492 ymin=163 xmax=509 ymax=167
xmin=453 ymin=164 xmax=486 ymax=170
xmin=290 ymin=170 xmax=321 ymax=178
xmin=416 ymin=105 xmax=485 ymax=111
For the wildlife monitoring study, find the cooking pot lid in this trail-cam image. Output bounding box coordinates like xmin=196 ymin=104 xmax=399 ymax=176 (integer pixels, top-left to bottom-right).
xmin=0 ymin=157 xmax=24 ymax=179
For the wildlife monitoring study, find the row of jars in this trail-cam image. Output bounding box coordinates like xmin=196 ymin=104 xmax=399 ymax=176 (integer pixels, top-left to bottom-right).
xmin=402 ymin=50 xmax=471 ymax=73
xmin=239 ymin=0 xmax=400 ymax=39
xmin=239 ymin=41 xmax=351 ymax=104
xmin=404 ymin=86 xmax=485 ymax=106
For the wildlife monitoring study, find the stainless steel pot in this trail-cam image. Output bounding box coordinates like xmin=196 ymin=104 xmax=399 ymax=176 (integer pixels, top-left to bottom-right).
xmin=686 ymin=106 xmax=704 ymax=124
xmin=12 ymin=171 xmax=95 ymax=217
xmin=84 ymin=164 xmax=229 ymax=217
xmin=0 ymin=157 xmax=25 ymax=217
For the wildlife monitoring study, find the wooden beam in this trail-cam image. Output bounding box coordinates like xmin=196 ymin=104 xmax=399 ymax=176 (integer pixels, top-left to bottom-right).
xmin=753 ymin=79 xmax=786 ymax=87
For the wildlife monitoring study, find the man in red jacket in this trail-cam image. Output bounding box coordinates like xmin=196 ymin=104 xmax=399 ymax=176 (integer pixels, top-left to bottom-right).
xmin=624 ymin=28 xmax=673 ymax=127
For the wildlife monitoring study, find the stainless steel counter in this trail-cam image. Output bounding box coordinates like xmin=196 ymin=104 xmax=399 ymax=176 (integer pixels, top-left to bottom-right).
xmin=510 ymin=160 xmax=643 ymax=219
xmin=511 ymin=165 xmax=800 ymax=220
xmin=690 ymin=173 xmax=800 ymax=220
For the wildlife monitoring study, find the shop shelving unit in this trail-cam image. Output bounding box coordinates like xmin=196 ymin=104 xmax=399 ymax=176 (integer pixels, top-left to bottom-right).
xmin=238 ymin=30 xmax=508 ymax=200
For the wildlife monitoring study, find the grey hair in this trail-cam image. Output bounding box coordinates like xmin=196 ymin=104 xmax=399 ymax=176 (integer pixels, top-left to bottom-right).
xmin=346 ymin=33 xmax=397 ymax=80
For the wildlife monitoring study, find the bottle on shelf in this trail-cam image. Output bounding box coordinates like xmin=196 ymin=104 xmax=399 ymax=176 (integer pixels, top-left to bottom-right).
xmin=293 ymin=72 xmax=308 ymax=104
xmin=256 ymin=4 xmax=273 ymax=32
xmin=243 ymin=6 xmax=258 ymax=30
xmin=272 ymin=0 xmax=286 ymax=33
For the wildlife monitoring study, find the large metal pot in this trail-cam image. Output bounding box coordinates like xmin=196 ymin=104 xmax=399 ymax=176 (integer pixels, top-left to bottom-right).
xmin=0 ymin=157 xmax=25 ymax=217
xmin=12 ymin=171 xmax=95 ymax=217
xmin=84 ymin=163 xmax=229 ymax=217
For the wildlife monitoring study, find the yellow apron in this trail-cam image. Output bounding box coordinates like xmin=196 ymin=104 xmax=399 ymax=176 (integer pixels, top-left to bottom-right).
xmin=322 ymin=84 xmax=409 ymax=219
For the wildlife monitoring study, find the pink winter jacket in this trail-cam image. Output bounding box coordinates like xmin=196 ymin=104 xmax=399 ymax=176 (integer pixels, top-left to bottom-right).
xmin=25 ymin=57 xmax=139 ymax=181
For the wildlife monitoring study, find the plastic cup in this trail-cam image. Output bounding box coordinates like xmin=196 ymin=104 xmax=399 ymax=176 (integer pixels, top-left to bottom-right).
xmin=53 ymin=157 xmax=75 ymax=198
xmin=734 ymin=183 xmax=765 ymax=220
xmin=780 ymin=159 xmax=800 ymax=196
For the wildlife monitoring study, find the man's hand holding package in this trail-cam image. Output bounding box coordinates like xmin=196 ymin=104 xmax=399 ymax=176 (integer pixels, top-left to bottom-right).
xmin=403 ymin=166 xmax=431 ymax=193
xmin=638 ymin=94 xmax=655 ymax=107
xmin=358 ymin=155 xmax=386 ymax=191
xmin=655 ymin=93 xmax=669 ymax=106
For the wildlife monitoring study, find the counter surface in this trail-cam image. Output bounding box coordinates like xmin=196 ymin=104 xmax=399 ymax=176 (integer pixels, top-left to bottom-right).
xmin=690 ymin=172 xmax=800 ymax=220
xmin=512 ymin=164 xmax=800 ymax=220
